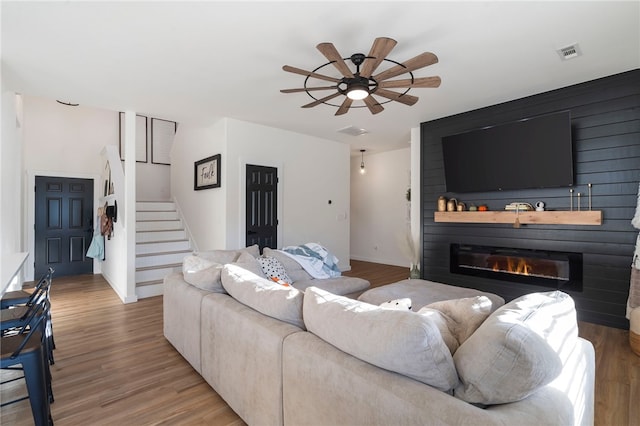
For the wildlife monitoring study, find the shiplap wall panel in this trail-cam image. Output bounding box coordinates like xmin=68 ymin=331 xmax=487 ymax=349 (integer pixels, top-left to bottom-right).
xmin=420 ymin=69 xmax=640 ymax=328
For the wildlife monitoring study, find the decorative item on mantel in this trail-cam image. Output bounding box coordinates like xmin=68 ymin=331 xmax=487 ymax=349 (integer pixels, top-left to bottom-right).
xmin=437 ymin=195 xmax=447 ymax=212
xmin=570 ymin=184 xmax=594 ymax=211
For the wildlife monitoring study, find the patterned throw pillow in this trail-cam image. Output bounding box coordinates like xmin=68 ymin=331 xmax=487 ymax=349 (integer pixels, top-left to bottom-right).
xmin=258 ymin=256 xmax=292 ymax=284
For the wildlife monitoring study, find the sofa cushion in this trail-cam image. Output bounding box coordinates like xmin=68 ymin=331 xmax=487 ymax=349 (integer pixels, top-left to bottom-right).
xmin=417 ymin=296 xmax=494 ymax=353
xmin=258 ymin=256 xmax=292 ymax=284
xmin=182 ymin=255 xmax=225 ymax=293
xmin=453 ymin=290 xmax=578 ymax=405
xmin=262 ymin=247 xmax=313 ymax=282
xmin=303 ymin=286 xmax=458 ymax=391
xmin=358 ymin=279 xmax=505 ymax=312
xmin=220 ymin=263 xmax=305 ymax=329
xmin=197 ymin=244 xmax=260 ymax=265
xmin=232 ymin=251 xmax=267 ymax=277
xmin=291 ymin=276 xmax=370 ymax=297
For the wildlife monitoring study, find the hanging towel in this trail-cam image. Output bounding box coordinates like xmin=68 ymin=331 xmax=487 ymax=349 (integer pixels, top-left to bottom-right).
xmin=626 ymin=182 xmax=640 ymax=319
xmin=87 ymin=213 xmax=105 ymax=261
xmin=86 ymin=234 xmax=105 ymax=261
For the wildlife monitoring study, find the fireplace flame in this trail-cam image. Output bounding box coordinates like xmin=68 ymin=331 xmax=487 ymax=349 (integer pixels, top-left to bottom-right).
xmin=492 ymin=257 xmax=531 ymax=275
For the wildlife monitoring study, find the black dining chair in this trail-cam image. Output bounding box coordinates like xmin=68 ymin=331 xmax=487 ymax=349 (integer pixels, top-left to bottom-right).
xmin=1 ymin=268 xmax=56 ymax=365
xmin=1 ymin=295 xmax=54 ymax=425
xmin=1 ymin=268 xmax=54 ymax=310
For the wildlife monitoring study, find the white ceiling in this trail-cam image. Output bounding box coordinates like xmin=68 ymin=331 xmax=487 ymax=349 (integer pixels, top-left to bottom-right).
xmin=2 ymin=1 xmax=639 ymax=153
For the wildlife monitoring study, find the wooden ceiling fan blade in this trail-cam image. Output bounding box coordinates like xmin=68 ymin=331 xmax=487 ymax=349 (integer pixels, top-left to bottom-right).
xmin=301 ymin=91 xmax=343 ymax=108
xmin=335 ymin=98 xmax=353 ymax=116
xmin=373 ymin=52 xmax=439 ymax=82
xmin=374 ymin=88 xmax=419 ymax=106
xmin=360 ymin=37 xmax=397 ymax=78
xmin=363 ymin=96 xmax=384 ymax=115
xmin=282 ymin=65 xmax=341 ymax=83
xmin=316 ymin=42 xmax=354 ymax=78
xmin=281 ymin=86 xmax=338 ymax=94
xmin=379 ymin=76 xmax=441 ymax=89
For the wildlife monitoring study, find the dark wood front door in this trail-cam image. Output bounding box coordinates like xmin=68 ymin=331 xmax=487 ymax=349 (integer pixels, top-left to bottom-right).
xmin=246 ymin=165 xmax=277 ymax=251
xmin=35 ymin=176 xmax=94 ymax=278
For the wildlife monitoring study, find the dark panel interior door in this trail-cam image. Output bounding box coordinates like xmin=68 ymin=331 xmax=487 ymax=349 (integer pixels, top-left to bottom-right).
xmin=35 ymin=176 xmax=94 ymax=278
xmin=246 ymin=165 xmax=277 ymax=251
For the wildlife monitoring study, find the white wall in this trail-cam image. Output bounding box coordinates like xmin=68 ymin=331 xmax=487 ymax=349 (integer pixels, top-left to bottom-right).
xmin=226 ymin=118 xmax=351 ymax=268
xmin=350 ymin=147 xmax=412 ymax=268
xmin=171 ymin=119 xmax=228 ymax=251
xmin=23 ymin=96 xmax=170 ymax=201
xmin=1 ymin=90 xmax=24 ymax=287
xmin=170 ymin=118 xmax=352 ymax=270
xmin=135 ymin=118 xmax=171 ymax=201
xmin=23 ymin=97 xmax=119 ymax=175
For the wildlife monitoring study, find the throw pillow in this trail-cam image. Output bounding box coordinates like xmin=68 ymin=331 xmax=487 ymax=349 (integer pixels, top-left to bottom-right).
xmin=453 ymin=290 xmax=578 ymax=405
xmin=220 ymin=263 xmax=305 ymax=329
xmin=258 ymin=256 xmax=292 ymax=284
xmin=379 ymin=298 xmax=412 ymax=310
xmin=182 ymin=255 xmax=225 ymax=293
xmin=417 ymin=296 xmax=494 ymax=353
xmin=262 ymin=247 xmax=312 ymax=282
xmin=232 ymin=251 xmax=267 ymax=278
xmin=303 ymin=286 xmax=458 ymax=392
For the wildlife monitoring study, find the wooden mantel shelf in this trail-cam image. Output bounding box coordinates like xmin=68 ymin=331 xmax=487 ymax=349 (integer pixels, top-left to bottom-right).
xmin=434 ymin=210 xmax=602 ymax=225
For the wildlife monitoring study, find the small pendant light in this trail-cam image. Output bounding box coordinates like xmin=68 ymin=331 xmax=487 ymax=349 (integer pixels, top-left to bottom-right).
xmin=360 ymin=149 xmax=366 ymax=174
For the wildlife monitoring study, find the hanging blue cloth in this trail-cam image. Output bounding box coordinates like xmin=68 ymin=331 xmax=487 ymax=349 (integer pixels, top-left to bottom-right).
xmin=86 ymin=234 xmax=104 ymax=260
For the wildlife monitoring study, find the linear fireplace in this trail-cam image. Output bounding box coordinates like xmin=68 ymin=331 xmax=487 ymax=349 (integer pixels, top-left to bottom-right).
xmin=450 ymin=244 xmax=583 ymax=291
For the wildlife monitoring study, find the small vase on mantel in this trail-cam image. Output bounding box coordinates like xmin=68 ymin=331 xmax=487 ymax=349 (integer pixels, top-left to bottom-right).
xmin=409 ymin=264 xmax=421 ymax=279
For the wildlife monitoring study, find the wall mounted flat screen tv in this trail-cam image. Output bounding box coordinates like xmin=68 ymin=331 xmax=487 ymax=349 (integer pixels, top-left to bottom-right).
xmin=441 ymin=110 xmax=573 ymax=193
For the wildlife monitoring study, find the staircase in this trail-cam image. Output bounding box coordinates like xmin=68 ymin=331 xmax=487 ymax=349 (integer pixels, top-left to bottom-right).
xmin=135 ymin=201 xmax=192 ymax=299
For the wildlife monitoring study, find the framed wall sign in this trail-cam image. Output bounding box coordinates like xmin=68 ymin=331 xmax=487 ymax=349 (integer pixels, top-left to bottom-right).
xmin=194 ymin=154 xmax=221 ymax=190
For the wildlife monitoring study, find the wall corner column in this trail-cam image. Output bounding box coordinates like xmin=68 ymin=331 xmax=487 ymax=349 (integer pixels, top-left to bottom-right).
xmin=410 ymin=127 xmax=422 ymax=268
xmin=123 ymin=111 xmax=138 ymax=302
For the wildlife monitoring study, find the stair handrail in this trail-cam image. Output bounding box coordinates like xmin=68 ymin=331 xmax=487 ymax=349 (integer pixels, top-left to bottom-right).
xmin=172 ymin=196 xmax=198 ymax=253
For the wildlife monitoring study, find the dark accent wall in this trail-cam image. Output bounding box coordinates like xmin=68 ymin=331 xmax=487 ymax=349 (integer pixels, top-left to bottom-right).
xmin=420 ymin=69 xmax=640 ymax=329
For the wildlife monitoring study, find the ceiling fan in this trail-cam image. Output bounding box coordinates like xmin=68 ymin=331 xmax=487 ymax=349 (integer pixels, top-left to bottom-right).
xmin=281 ymin=37 xmax=441 ymax=116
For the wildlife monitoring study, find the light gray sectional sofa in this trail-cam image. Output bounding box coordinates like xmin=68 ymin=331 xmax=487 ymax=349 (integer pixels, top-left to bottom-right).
xmin=163 ymin=246 xmax=595 ymax=426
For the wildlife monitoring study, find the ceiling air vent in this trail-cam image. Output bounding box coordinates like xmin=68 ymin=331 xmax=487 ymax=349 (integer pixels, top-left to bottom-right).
xmin=337 ymin=125 xmax=369 ymax=137
xmin=557 ymin=43 xmax=582 ymax=60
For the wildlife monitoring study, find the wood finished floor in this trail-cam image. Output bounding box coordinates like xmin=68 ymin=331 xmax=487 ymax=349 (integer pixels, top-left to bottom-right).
xmin=1 ymin=260 xmax=638 ymax=425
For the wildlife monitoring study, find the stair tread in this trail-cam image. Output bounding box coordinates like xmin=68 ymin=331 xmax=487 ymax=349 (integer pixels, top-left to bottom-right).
xmin=136 ymin=239 xmax=189 ymax=245
xmin=136 ymin=279 xmax=164 ymax=287
xmin=136 ymin=250 xmax=191 ymax=258
xmin=136 ymin=263 xmax=181 ymax=272
xmin=136 ymin=229 xmax=184 ymax=233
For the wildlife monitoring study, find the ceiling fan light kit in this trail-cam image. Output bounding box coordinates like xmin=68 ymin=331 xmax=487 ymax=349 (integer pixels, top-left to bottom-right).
xmin=281 ymin=37 xmax=441 ymax=116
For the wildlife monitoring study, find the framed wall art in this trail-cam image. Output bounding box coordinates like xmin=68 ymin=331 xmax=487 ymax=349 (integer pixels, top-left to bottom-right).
xmin=151 ymin=118 xmax=176 ymax=165
xmin=119 ymin=112 xmax=148 ymax=162
xmin=194 ymin=154 xmax=221 ymax=190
